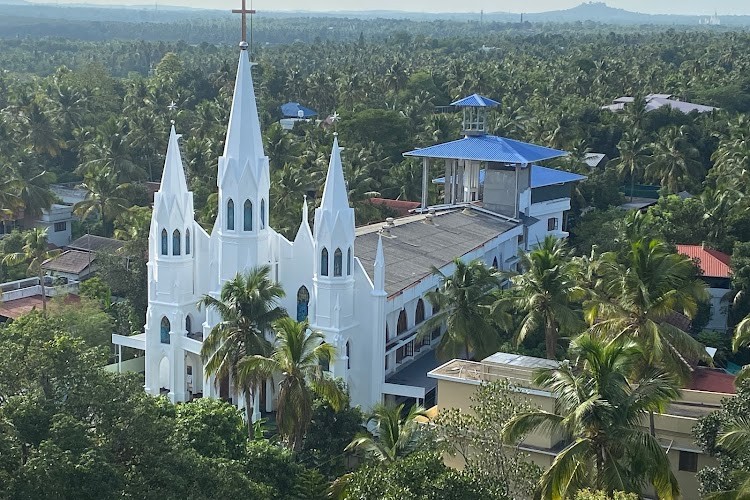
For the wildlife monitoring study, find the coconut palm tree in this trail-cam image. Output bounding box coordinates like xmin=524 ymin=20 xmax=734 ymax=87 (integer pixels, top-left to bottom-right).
xmin=73 ymin=165 xmax=131 ymax=237
xmin=419 ymin=258 xmax=503 ymax=361
xmin=237 ymin=317 xmax=345 ymax=451
xmin=587 ymin=238 xmax=711 ymax=382
xmin=610 ymin=130 xmax=649 ymax=202
xmin=199 ymin=266 xmax=286 ymax=435
xmin=503 ymin=236 xmax=584 ymax=359
xmin=346 ymin=402 xmax=428 ymax=463
xmin=647 ymin=126 xmax=704 ymax=194
xmin=706 ymin=416 xmax=750 ymax=499
xmin=502 ymin=334 xmax=681 ymax=499
xmin=730 ymin=316 xmax=750 ymax=385
xmin=2 ymin=228 xmax=61 ymax=313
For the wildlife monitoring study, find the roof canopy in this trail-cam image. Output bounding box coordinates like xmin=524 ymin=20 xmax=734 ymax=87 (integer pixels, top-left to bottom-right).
xmin=450 ymin=94 xmax=500 ymax=108
xmin=281 ymin=102 xmax=318 ymax=118
xmin=432 ymin=164 xmax=586 ymax=188
xmin=404 ymin=134 xmax=567 ymax=164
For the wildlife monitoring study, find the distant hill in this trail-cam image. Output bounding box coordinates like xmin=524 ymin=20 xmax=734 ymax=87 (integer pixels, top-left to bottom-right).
xmin=0 ymin=1 xmax=748 ymax=29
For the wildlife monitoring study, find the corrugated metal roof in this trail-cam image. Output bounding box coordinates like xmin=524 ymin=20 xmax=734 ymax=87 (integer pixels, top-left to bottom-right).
xmin=676 ymin=244 xmax=731 ymax=279
xmin=450 ymin=93 xmax=501 ymax=107
xmin=42 ymin=250 xmax=93 ymax=274
xmin=356 ymin=209 xmax=517 ymax=295
xmin=404 ymin=135 xmax=567 ymax=163
xmin=280 ymin=102 xmax=317 ymax=118
xmin=432 ymin=165 xmax=586 ymax=188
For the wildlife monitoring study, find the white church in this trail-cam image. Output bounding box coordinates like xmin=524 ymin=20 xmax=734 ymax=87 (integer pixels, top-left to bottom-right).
xmin=112 ymin=43 xmax=584 ymax=415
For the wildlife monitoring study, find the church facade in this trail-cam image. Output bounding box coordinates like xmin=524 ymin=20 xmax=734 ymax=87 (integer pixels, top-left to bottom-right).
xmin=112 ymin=46 xmax=583 ymax=414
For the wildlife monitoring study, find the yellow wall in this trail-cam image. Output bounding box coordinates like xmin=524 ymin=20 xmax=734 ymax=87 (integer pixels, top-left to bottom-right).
xmin=433 ymin=377 xmax=713 ymax=500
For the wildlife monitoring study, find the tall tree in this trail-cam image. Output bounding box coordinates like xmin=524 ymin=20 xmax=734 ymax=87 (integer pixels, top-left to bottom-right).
xmin=502 ymin=334 xmax=681 ymax=499
xmin=73 ymin=165 xmax=131 ymax=237
xmin=199 ymin=266 xmax=286 ymax=435
xmin=420 ymin=258 xmax=503 ymax=360
xmin=238 ymin=317 xmax=345 ymax=451
xmin=587 ymin=238 xmax=710 ymax=381
xmin=503 ymin=236 xmax=583 ymax=359
xmin=1 ymin=228 xmax=60 ymax=313
xmin=346 ymin=402 xmax=428 ymax=463
xmin=610 ymin=130 xmax=649 ymax=202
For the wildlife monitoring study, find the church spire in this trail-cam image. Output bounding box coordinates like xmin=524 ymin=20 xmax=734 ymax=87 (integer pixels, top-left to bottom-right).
xmin=160 ymin=124 xmax=188 ymax=196
xmin=222 ymin=47 xmax=264 ymax=165
xmin=374 ymin=233 xmax=385 ymax=293
xmin=320 ymin=136 xmax=350 ymax=212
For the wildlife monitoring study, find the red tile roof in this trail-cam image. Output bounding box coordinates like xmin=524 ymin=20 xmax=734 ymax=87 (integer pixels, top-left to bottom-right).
xmin=0 ymin=294 xmax=80 ymax=320
xmin=368 ymin=198 xmax=421 ymax=216
xmin=676 ymin=244 xmax=731 ymax=279
xmin=688 ymin=368 xmax=736 ymax=394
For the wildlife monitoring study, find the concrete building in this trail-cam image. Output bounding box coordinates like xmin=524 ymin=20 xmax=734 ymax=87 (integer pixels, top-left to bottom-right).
xmin=677 ymin=244 xmax=732 ymax=332
xmin=111 ymin=45 xmax=584 ymax=416
xmin=428 ymin=352 xmax=735 ymax=500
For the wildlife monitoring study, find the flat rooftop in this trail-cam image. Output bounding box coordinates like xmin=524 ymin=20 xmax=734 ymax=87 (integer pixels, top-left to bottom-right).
xmin=356 ymin=208 xmax=518 ymax=296
xmin=0 ymin=294 xmax=80 ymax=320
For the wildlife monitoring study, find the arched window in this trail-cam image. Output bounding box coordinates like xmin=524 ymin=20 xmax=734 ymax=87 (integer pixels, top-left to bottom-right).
xmin=397 ymin=309 xmax=408 ymax=335
xmin=260 ymin=199 xmax=266 ymax=229
xmin=347 ymin=247 xmax=352 ymax=276
xmin=296 ymin=286 xmax=310 ymax=321
xmin=161 ymin=229 xmax=168 ymax=255
xmin=492 ymin=257 xmax=498 ymax=269
xmin=185 ymin=229 xmax=191 ymax=255
xmin=432 ymin=288 xmax=440 ymax=313
xmin=385 ymin=325 xmax=390 ymax=341
xmin=346 ymin=340 xmax=351 ymax=369
xmin=321 ymin=248 xmax=329 ymax=276
xmin=173 ymin=230 xmax=181 ymax=255
xmin=160 ymin=316 xmax=171 ymax=344
xmin=333 ymin=248 xmax=343 ymax=277
xmin=227 ymin=199 xmax=235 ymax=230
xmin=244 ymin=200 xmax=253 ymax=231
xmin=416 ymin=299 xmax=425 ymax=324
xmin=185 ymin=315 xmax=192 ymax=334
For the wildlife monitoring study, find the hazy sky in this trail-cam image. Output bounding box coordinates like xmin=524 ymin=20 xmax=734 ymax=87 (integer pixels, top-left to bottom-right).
xmin=37 ymin=0 xmax=750 ymax=15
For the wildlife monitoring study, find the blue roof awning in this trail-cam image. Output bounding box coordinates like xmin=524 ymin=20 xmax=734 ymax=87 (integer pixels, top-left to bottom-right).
xmin=404 ymin=135 xmax=567 ymax=164
xmin=450 ymin=94 xmax=501 ymax=107
xmin=433 ymin=165 xmax=586 ymax=188
xmin=281 ymin=102 xmax=317 ymax=118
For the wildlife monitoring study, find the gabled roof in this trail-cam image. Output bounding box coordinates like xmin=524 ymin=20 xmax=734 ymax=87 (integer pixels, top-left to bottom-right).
xmin=404 ymin=135 xmax=567 ymax=164
xmin=42 ymin=250 xmax=93 ymax=274
xmin=676 ymin=244 xmax=731 ymax=279
xmin=450 ymin=93 xmax=500 ymax=108
xmin=432 ymin=165 xmax=586 ymax=188
xmin=67 ymin=235 xmax=124 ymax=253
xmin=281 ymin=102 xmax=317 ymax=118
xmin=356 ymin=209 xmax=518 ymax=295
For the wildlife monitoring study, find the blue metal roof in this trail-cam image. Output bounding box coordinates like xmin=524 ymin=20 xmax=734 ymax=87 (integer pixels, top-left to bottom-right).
xmin=281 ymin=102 xmax=318 ymax=118
xmin=404 ymin=135 xmax=567 ymax=164
xmin=450 ymin=94 xmax=501 ymax=107
xmin=433 ymin=165 xmax=586 ymax=188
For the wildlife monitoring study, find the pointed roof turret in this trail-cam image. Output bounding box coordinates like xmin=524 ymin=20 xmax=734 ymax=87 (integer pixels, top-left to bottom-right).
xmin=320 ymin=136 xmax=350 ymax=212
xmin=374 ymin=233 xmax=386 ymax=293
xmin=223 ymin=48 xmax=264 ymax=163
xmin=159 ymin=124 xmax=188 ymax=196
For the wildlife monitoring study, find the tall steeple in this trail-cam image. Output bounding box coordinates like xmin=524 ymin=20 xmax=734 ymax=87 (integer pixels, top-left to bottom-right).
xmin=311 ymin=137 xmax=356 ymax=349
xmin=160 ymin=125 xmax=188 ymax=198
xmin=214 ymin=43 xmax=271 ymax=283
xmin=319 ymin=135 xmax=350 ymax=213
xmin=221 ymin=46 xmax=265 ymax=176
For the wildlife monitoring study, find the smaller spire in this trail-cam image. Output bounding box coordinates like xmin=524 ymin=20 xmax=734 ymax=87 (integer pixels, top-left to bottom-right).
xmin=374 ymin=234 xmax=385 ymax=293
xmin=160 ymin=125 xmax=188 ymax=195
xmin=320 ymin=136 xmax=350 ymax=212
xmin=302 ymin=195 xmax=309 ymax=224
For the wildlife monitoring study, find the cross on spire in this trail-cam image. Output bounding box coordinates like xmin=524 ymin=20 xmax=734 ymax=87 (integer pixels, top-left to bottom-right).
xmin=232 ymin=0 xmax=256 ymax=51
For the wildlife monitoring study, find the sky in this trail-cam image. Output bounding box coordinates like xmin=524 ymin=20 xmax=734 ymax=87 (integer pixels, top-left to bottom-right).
xmin=36 ymin=0 xmax=750 ymax=15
